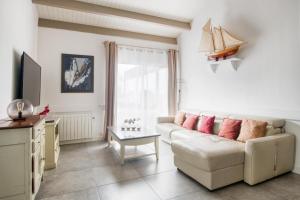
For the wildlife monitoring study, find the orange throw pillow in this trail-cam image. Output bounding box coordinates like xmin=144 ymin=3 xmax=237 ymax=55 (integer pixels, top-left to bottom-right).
xmin=218 ymin=118 xmax=242 ymax=140
xmin=237 ymin=119 xmax=268 ymax=142
xmin=174 ymin=112 xmax=186 ymax=126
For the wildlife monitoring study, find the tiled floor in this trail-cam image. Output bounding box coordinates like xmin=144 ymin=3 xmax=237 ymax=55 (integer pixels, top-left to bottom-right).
xmin=37 ymin=140 xmax=300 ymax=200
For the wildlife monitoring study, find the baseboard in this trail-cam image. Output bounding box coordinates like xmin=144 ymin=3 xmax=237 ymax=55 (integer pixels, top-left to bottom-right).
xmin=60 ymin=137 xmax=103 ymax=145
xmin=293 ymin=166 xmax=300 ymax=174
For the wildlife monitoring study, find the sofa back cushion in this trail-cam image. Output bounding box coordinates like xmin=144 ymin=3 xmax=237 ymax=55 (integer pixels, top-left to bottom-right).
xmin=182 ymin=114 xmax=199 ymax=130
xmin=229 ymin=114 xmax=285 ymax=129
xmin=197 ymin=115 xmax=215 ymax=134
xmin=218 ymin=118 xmax=242 ymax=140
xmin=237 ymin=119 xmax=268 ymax=142
xmin=265 ymin=126 xmax=281 ymax=136
xmin=174 ymin=112 xmax=186 ymax=126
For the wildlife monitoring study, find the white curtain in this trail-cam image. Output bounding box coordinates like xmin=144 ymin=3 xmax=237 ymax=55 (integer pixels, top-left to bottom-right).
xmin=116 ymin=45 xmax=168 ymax=131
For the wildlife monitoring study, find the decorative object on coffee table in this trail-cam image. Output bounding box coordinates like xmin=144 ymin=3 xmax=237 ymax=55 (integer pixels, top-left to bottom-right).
xmin=107 ymin=127 xmax=160 ymax=164
xmin=7 ymin=99 xmax=33 ymax=121
xmin=121 ymin=118 xmax=141 ymax=131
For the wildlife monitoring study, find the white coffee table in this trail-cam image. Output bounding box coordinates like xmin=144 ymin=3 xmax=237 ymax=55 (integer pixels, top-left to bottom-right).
xmin=107 ymin=127 xmax=160 ymax=164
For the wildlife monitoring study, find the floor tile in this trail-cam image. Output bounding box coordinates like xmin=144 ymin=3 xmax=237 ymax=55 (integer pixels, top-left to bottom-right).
xmin=38 ymin=188 xmax=100 ymax=200
xmin=38 ymin=169 xmax=96 ymax=199
xmin=129 ymin=154 xmax=176 ymax=176
xmin=38 ymin=140 xmax=300 ymax=200
xmin=90 ymin=164 xmax=141 ymax=186
xmin=215 ymin=182 xmax=284 ymax=200
xmin=169 ymin=190 xmax=223 ymax=200
xmin=147 ymin=140 xmax=173 ymax=157
xmin=98 ymin=178 xmax=160 ymax=200
xmin=143 ymin=170 xmax=201 ymax=200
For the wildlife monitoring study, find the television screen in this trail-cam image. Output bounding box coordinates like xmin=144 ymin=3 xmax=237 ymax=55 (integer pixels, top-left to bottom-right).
xmin=20 ymin=52 xmax=41 ymax=106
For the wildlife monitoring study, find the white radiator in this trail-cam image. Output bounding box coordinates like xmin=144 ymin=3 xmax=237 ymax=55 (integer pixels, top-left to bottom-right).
xmin=51 ymin=112 xmax=94 ymax=142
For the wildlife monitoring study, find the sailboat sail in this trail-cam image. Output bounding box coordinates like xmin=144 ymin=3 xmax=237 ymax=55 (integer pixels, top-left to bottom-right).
xmin=212 ymin=27 xmax=225 ymax=52
xmin=199 ymin=19 xmax=214 ymax=52
xmin=221 ymin=28 xmax=244 ymax=48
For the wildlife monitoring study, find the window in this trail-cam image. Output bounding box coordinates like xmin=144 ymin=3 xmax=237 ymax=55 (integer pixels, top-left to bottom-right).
xmin=116 ymin=46 xmax=168 ymax=131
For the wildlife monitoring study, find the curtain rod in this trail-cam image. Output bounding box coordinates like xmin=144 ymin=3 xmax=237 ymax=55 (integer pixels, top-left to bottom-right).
xmin=118 ymin=43 xmax=179 ymax=52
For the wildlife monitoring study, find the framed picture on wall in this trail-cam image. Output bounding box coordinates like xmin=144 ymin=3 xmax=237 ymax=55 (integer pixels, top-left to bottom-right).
xmin=61 ymin=53 xmax=94 ymax=93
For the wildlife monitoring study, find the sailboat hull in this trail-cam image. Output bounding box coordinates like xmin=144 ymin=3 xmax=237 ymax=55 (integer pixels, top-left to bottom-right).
xmin=208 ymin=46 xmax=240 ymax=61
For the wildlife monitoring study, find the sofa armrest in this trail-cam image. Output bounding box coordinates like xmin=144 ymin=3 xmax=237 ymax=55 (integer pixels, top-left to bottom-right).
xmin=244 ymin=133 xmax=295 ymax=185
xmin=157 ymin=116 xmax=175 ymax=123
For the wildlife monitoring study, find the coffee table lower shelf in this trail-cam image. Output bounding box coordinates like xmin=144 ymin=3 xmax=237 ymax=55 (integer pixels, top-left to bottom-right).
xmin=107 ymin=132 xmax=160 ymax=165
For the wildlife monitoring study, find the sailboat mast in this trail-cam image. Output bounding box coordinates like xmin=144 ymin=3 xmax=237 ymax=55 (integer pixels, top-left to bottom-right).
xmin=219 ymin=26 xmax=226 ymax=49
xmin=211 ymin=26 xmax=216 ymax=52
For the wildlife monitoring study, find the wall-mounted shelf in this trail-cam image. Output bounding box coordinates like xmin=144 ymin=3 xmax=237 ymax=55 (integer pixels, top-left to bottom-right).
xmin=207 ymin=57 xmax=242 ymax=73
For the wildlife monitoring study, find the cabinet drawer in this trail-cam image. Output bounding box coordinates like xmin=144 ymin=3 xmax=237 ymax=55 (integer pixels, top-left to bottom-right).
xmin=32 ymin=133 xmax=41 ymax=153
xmin=33 ymin=120 xmax=45 ymax=139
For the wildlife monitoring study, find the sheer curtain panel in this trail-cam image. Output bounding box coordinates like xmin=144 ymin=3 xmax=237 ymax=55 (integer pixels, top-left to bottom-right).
xmin=116 ymin=46 xmax=169 ymax=131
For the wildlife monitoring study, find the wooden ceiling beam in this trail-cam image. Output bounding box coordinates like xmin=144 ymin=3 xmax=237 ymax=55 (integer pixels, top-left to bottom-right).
xmin=33 ymin=0 xmax=191 ymax=30
xmin=38 ymin=19 xmax=177 ymax=44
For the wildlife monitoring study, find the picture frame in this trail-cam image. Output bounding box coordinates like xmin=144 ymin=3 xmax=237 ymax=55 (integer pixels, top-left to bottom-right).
xmin=61 ymin=53 xmax=94 ymax=93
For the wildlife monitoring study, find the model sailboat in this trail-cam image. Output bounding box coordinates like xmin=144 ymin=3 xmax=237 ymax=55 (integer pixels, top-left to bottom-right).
xmin=199 ymin=19 xmax=245 ymax=61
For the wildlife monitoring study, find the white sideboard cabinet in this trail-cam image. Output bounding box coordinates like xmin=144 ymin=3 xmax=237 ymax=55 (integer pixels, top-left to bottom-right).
xmin=0 ymin=115 xmax=45 ymax=200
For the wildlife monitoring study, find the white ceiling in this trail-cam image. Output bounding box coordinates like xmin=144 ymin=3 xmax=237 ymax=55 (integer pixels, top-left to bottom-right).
xmin=37 ymin=0 xmax=203 ymax=38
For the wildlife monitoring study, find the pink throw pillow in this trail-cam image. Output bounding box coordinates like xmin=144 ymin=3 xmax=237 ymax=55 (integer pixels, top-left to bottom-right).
xmin=218 ymin=118 xmax=242 ymax=140
xmin=182 ymin=114 xmax=199 ymax=130
xmin=197 ymin=115 xmax=215 ymax=134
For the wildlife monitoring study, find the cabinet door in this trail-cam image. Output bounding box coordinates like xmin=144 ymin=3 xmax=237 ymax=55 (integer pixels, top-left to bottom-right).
xmin=32 ymin=144 xmax=41 ymax=195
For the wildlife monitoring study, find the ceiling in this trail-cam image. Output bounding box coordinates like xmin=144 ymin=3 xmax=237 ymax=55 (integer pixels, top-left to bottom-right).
xmin=76 ymin=0 xmax=202 ymax=21
xmin=35 ymin=0 xmax=203 ymax=40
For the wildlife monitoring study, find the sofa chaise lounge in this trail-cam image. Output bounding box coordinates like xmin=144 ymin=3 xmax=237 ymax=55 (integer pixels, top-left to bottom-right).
xmin=156 ymin=112 xmax=295 ymax=190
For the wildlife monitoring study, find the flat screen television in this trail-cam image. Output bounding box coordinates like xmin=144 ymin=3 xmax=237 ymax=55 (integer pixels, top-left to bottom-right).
xmin=19 ymin=52 xmax=41 ymax=106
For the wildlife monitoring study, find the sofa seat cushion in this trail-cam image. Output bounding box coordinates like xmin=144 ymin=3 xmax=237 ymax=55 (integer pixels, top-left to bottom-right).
xmin=156 ymin=123 xmax=185 ymax=139
xmin=171 ymin=134 xmax=245 ymax=171
xmin=170 ymin=129 xmax=200 ymax=141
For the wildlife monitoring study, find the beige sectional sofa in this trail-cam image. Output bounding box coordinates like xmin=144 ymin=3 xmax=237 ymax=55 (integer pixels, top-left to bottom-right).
xmin=156 ymin=112 xmax=295 ymax=190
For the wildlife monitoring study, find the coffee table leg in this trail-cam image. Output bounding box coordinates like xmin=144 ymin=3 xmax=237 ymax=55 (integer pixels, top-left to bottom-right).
xmin=155 ymin=137 xmax=159 ymax=161
xmin=120 ymin=144 xmax=125 ymax=165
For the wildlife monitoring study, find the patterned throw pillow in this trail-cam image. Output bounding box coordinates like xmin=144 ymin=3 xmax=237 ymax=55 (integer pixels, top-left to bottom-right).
xmin=237 ymin=119 xmax=268 ymax=142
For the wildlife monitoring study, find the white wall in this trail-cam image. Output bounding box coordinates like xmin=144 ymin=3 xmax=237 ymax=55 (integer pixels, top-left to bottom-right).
xmin=38 ymin=27 xmax=176 ymax=138
xmin=179 ymin=0 xmax=300 ymax=119
xmin=0 ymin=0 xmax=38 ymax=118
xmin=178 ymin=0 xmax=300 ymax=173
